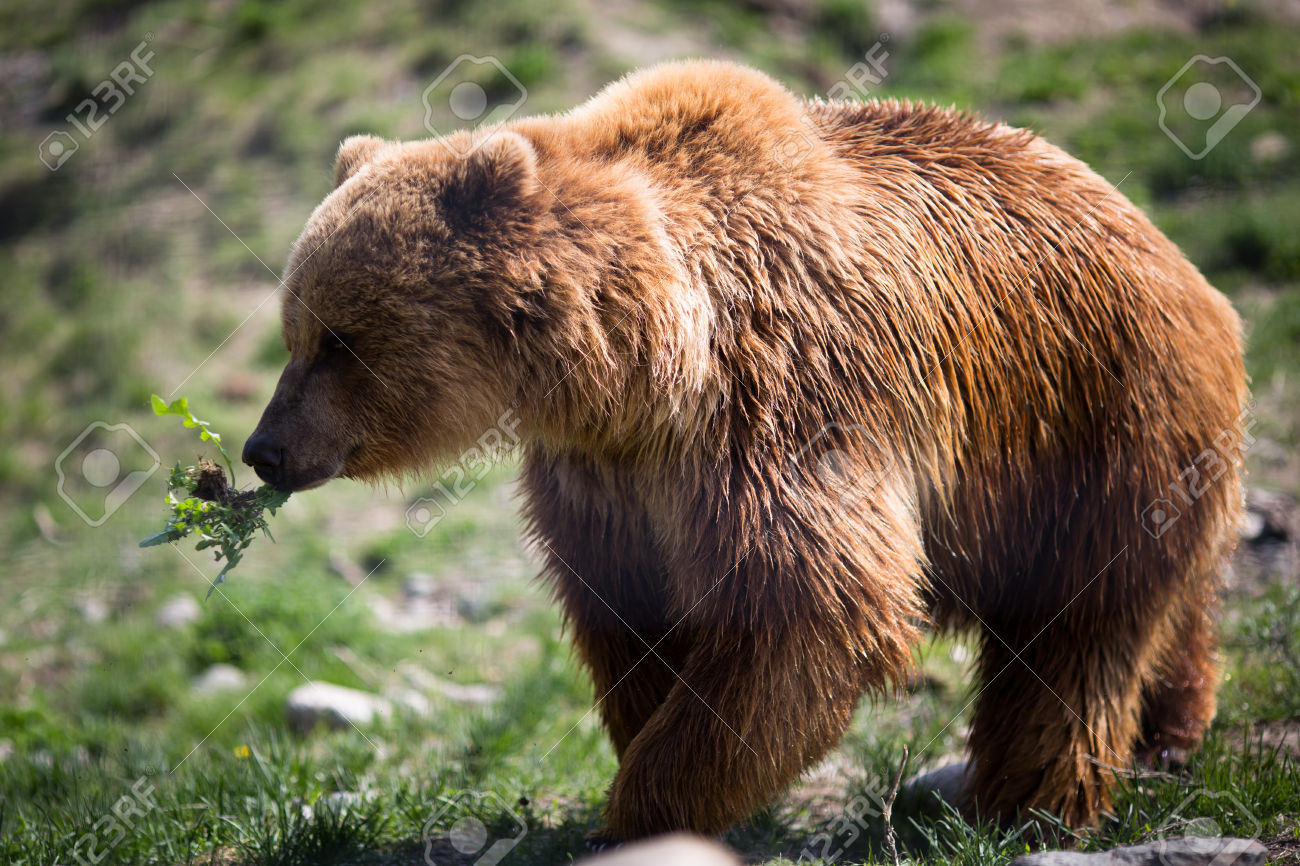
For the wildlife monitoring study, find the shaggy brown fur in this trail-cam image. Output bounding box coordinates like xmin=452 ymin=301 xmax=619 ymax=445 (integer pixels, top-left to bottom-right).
xmin=244 ymin=60 xmax=1247 ymax=840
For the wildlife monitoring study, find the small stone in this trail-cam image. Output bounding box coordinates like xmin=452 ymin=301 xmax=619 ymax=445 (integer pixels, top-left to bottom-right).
xmin=456 ymin=594 xmax=494 ymax=622
xmin=1244 ymin=488 xmax=1295 ymax=543
xmin=1250 ymin=131 xmax=1289 ymax=164
xmin=327 ymin=550 xmax=366 ymax=586
xmin=77 ymin=596 xmax=108 ymax=624
xmin=319 ymin=791 xmax=367 ymax=811
xmin=396 ymin=662 xmax=501 ymax=706
xmin=367 ymin=594 xmax=459 ymax=632
xmin=191 ymin=664 xmax=247 ymax=696
xmin=1009 ymin=837 xmax=1266 ymax=866
xmin=1240 ymin=510 xmax=1267 ymax=542
xmin=296 ymin=790 xmax=372 ymax=822
xmin=156 ymin=593 xmax=201 ymax=629
xmin=285 ymin=682 xmax=392 ymax=732
xmin=432 ymin=679 xmax=500 ymax=706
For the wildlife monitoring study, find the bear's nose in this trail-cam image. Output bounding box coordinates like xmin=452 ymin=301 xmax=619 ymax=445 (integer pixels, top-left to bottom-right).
xmin=242 ymin=431 xmax=283 ymax=484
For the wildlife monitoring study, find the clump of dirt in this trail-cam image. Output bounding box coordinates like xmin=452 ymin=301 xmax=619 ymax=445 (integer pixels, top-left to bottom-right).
xmin=139 ymin=455 xmax=291 ymax=594
xmin=190 ymin=458 xmax=256 ymax=508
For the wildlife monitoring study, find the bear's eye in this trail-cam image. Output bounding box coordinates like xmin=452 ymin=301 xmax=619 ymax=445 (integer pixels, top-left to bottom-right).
xmin=319 ymin=330 xmax=355 ymax=356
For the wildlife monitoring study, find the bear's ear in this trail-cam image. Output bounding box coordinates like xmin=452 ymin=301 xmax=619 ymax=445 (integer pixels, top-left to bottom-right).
xmin=438 ymin=132 xmax=542 ymax=229
xmin=334 ymin=135 xmax=388 ymax=187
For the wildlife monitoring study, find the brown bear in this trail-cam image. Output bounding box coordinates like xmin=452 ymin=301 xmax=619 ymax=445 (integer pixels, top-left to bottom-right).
xmin=243 ymin=60 xmax=1247 ymax=842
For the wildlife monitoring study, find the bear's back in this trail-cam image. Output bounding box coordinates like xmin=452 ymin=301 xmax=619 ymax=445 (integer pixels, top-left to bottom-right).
xmin=518 ymin=62 xmax=1244 ymax=543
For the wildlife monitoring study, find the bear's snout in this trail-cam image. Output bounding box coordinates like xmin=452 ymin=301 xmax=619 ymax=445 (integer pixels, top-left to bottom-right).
xmin=242 ymin=431 xmax=285 ymax=488
xmin=244 ymin=357 xmax=350 ymax=492
xmin=241 ymin=417 xmax=348 ymax=492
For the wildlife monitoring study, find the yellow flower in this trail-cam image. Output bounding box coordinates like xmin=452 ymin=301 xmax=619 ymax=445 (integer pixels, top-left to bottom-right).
xmin=234 ymin=745 xmax=251 ymax=759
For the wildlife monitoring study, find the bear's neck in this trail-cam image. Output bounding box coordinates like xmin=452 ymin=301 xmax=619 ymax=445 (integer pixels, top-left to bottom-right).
xmin=507 ymin=156 xmax=722 ymax=465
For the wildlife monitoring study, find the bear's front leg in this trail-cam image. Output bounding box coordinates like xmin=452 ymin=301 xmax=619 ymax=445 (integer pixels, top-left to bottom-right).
xmin=583 ymin=451 xmax=925 ymax=840
xmin=521 ymin=451 xmax=694 ymax=757
xmin=594 ymin=515 xmax=925 ymax=841
xmin=601 ymin=625 xmax=868 ymax=840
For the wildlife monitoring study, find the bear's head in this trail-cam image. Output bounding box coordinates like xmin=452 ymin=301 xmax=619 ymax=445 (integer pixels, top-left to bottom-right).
xmin=243 ymin=132 xmax=552 ymax=491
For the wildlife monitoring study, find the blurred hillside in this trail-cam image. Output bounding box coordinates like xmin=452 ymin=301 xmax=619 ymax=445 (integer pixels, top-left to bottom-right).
xmin=1 ymin=1 xmax=1299 ymax=863
xmin=2 ymin=0 xmax=1299 ymax=526
xmin=2 ymin=0 xmax=1300 ymax=531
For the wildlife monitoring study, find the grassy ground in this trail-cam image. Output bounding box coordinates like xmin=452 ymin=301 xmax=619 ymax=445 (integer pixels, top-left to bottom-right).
xmin=2 ymin=0 xmax=1299 ymax=863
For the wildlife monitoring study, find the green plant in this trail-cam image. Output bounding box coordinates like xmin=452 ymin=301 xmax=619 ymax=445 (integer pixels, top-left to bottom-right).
xmin=139 ymin=395 xmax=290 ymax=596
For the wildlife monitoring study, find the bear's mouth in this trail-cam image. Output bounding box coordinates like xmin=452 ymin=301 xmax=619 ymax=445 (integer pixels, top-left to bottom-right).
xmin=247 ymin=454 xmax=345 ymax=493
xmin=287 ymin=474 xmax=335 ymax=492
xmin=284 ymin=451 xmax=353 ymax=492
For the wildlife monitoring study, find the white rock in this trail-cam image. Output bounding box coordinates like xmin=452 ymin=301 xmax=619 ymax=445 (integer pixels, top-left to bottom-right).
xmin=1240 ymin=510 xmax=1267 ymax=541
xmin=397 ymin=662 xmax=501 ymax=706
xmin=384 ymin=686 xmax=433 ymax=716
xmin=299 ymin=791 xmax=372 ymax=821
xmin=319 ymin=791 xmax=368 ymax=811
xmin=1250 ymin=131 xmax=1289 ymax=164
xmin=191 ymin=664 xmax=247 ymax=695
xmin=285 ymin=682 xmax=392 ymax=732
xmin=367 ymin=594 xmax=458 ymax=633
xmin=432 ymin=679 xmax=501 ymax=706
xmin=156 ymin=593 xmax=201 ymax=629
xmin=580 ymin=834 xmax=739 ymax=865
xmin=77 ymin=596 xmax=108 ymax=624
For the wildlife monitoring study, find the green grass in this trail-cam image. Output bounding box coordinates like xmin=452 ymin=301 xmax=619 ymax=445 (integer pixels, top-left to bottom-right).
xmin=2 ymin=0 xmax=1299 ymax=863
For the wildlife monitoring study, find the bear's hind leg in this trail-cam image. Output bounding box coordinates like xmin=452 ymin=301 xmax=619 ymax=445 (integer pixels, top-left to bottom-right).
xmin=964 ymin=607 xmax=1156 ymax=828
xmin=1137 ymin=589 xmax=1219 ymax=767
